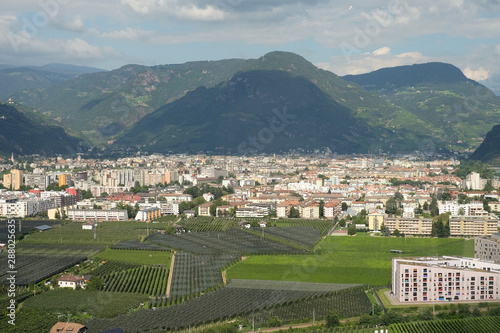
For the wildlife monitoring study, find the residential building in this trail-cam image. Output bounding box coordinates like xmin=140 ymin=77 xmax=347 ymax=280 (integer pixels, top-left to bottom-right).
xmin=198 ymin=202 xmax=212 ymax=216
xmin=3 ymin=169 xmax=23 ymax=190
xmin=135 ymin=207 xmax=162 ymax=221
xmin=449 ymin=217 xmax=499 ymax=237
xmin=50 ymin=322 xmax=87 ymax=333
xmin=475 ymin=234 xmax=500 ymax=264
xmin=57 ymin=274 xmax=87 ymax=289
xmin=392 ymin=256 xmax=500 ymax=303
xmin=67 ymin=209 xmax=128 ymax=221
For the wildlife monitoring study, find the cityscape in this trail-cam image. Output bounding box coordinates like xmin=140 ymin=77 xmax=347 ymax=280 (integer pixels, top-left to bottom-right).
xmin=1 ymin=0 xmax=500 ymax=332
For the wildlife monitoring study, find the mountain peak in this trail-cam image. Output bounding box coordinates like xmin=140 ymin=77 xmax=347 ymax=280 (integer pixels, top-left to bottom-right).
xmin=343 ymin=62 xmax=473 ymax=88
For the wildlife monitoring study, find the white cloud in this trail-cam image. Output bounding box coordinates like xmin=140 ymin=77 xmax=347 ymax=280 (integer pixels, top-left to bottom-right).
xmin=463 ymin=67 xmax=489 ymax=81
xmin=373 ymin=46 xmax=390 ymax=56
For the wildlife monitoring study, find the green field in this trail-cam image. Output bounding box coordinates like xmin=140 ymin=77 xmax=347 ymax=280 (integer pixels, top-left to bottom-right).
xmin=95 ymin=249 xmax=172 ymax=266
xmin=227 ymin=236 xmax=474 ymax=286
xmin=22 ymin=289 xmax=148 ymax=318
xmin=21 ymin=221 xmax=169 ymax=246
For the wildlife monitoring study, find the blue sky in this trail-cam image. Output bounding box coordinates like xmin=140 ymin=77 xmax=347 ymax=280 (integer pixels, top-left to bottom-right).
xmin=1 ymin=0 xmax=500 ymax=93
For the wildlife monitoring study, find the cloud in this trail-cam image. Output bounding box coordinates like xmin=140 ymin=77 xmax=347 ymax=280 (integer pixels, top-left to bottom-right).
xmin=50 ymin=15 xmax=87 ymax=33
xmin=373 ymin=46 xmax=390 ymax=56
xmin=317 ymin=50 xmax=429 ymax=76
xmin=463 ymin=67 xmax=489 ymax=81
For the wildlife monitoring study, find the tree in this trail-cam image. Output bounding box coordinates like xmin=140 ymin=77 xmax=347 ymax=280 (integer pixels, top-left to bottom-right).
xmin=458 ymin=207 xmax=466 ymax=216
xmin=319 ymin=200 xmax=325 ymax=218
xmin=325 ymin=312 xmax=340 ymax=328
xmin=385 ymin=198 xmax=398 ymax=215
xmin=267 ymin=316 xmax=282 ymax=327
xmin=86 ymin=276 xmax=103 ymax=291
xmin=423 ymin=201 xmax=429 ymax=211
xmin=380 ymin=223 xmax=391 ymax=237
xmin=288 ymin=207 xmax=300 ymax=218
xmin=341 ymin=202 xmax=348 ymax=211
xmin=441 ymin=191 xmax=452 ymax=201
xmin=484 ymin=180 xmax=495 ymax=193
xmin=348 ymin=224 xmax=356 ymax=235
xmin=393 ymin=229 xmax=401 ymax=237
xmin=430 ymin=197 xmax=439 ymax=217
xmin=81 ymin=189 xmax=93 ymax=199
xmin=394 ymin=191 xmax=404 ymax=203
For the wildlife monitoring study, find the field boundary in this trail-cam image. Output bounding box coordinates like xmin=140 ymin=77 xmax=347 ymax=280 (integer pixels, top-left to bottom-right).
xmin=166 ymin=251 xmax=176 ymax=298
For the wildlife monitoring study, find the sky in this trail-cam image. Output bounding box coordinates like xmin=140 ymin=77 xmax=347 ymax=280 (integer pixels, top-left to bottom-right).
xmin=1 ymin=0 xmax=500 ymax=93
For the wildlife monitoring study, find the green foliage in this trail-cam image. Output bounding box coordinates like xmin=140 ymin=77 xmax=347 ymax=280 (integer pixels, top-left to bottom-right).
xmin=95 ymin=249 xmax=172 ymax=266
xmin=227 ymin=237 xmax=473 ymax=285
xmin=267 ymin=316 xmax=282 ymax=327
xmin=21 ymin=289 xmax=148 ymax=318
xmin=325 ymin=312 xmax=340 ymax=328
xmin=453 ymin=160 xmax=494 ymax=179
xmin=288 ymin=207 xmax=300 ymax=218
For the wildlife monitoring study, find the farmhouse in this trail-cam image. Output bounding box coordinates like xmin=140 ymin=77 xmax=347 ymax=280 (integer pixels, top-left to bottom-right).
xmin=57 ymin=274 xmax=87 ymax=289
xmin=50 ymin=322 xmax=87 ymax=333
xmin=392 ymin=256 xmax=500 ymax=303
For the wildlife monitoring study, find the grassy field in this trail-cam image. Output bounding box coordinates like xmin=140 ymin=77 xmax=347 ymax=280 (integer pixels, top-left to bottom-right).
xmin=21 ymin=221 xmax=169 ymax=246
xmin=227 ymin=236 xmax=474 ymax=286
xmin=94 ymin=249 xmax=172 ymax=266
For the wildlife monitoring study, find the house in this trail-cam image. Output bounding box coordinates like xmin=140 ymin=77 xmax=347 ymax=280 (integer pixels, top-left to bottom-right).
xmin=184 ymin=210 xmax=196 ymax=218
xmin=57 ymin=274 xmax=86 ymax=289
xmin=198 ymin=202 xmax=212 ymax=216
xmin=259 ymin=221 xmax=267 ymax=228
xmin=82 ymin=221 xmax=99 ymax=230
xmin=50 ymin=322 xmax=87 ymax=333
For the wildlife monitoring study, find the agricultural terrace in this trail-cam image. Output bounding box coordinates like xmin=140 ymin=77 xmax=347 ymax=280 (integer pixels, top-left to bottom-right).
xmin=390 ymin=316 xmax=500 ymax=333
xmin=227 ymin=236 xmax=474 ymax=286
xmin=179 ymin=216 xmax=235 ymax=231
xmin=0 ymin=219 xmax=61 ymax=243
xmin=101 ymin=265 xmax=169 ymax=296
xmin=0 ymin=254 xmax=85 ymax=286
xmin=169 ymin=253 xmax=240 ymax=301
xmin=86 ymin=284 xmax=369 ymax=332
xmin=21 ymin=221 xmax=171 ymax=246
xmin=95 ymin=249 xmax=172 ymax=266
xmin=146 ymin=228 xmax=306 ymax=255
xmin=273 ymin=219 xmax=334 ymax=235
xmin=16 ymin=243 xmax=104 ymax=257
xmin=21 ymin=289 xmax=149 ymax=319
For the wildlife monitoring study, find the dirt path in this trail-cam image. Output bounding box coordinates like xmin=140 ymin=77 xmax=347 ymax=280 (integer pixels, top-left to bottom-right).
xmin=166 ymin=251 xmax=176 ymax=298
xmin=258 ymin=317 xmax=359 ymax=332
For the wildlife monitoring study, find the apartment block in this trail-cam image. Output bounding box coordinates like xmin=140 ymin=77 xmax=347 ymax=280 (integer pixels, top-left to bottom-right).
xmin=475 ymin=234 xmax=500 ymax=264
xmin=67 ymin=209 xmax=128 ymax=221
xmin=392 ymin=256 xmax=500 ymax=303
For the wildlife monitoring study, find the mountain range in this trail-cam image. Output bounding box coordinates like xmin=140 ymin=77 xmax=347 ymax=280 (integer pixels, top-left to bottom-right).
xmin=1 ymin=52 xmax=500 ymax=157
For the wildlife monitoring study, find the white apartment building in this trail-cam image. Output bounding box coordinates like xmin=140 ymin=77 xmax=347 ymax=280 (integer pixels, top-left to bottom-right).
xmin=438 ymin=201 xmax=484 ymax=216
xmin=67 ymin=209 xmax=128 ymax=221
xmin=392 ymin=256 xmax=500 ymax=303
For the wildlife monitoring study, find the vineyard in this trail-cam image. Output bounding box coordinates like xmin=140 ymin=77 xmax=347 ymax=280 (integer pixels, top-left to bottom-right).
xmin=179 ymin=216 xmax=235 ymax=232
xmin=169 ymin=253 xmax=240 ymax=300
xmin=253 ymin=226 xmax=323 ymax=249
xmin=101 ymin=265 xmax=169 ymax=296
xmin=91 ymin=261 xmax=141 ymax=277
xmin=16 ymin=243 xmax=105 ymax=257
xmin=111 ymin=239 xmax=171 ymax=251
xmin=274 ymin=220 xmax=334 ymax=235
xmin=389 ymin=316 xmax=500 ymax=333
xmin=0 ymin=219 xmax=61 ymax=243
xmin=0 ymin=254 xmax=85 ymax=285
xmin=146 ymin=228 xmax=305 ymax=255
xmin=87 ymin=285 xmax=367 ymax=332
xmin=241 ymin=286 xmax=371 ymax=327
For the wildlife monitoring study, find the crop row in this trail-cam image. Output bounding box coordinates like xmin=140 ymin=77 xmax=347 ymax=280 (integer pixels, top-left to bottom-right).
xmin=91 ymin=261 xmax=141 ymax=277
xmin=250 ymin=226 xmax=322 ymax=249
xmin=111 ymin=239 xmax=171 ymax=251
xmin=169 ymin=253 xmax=240 ymax=301
xmin=86 ymin=286 xmax=340 ymax=332
xmin=179 ymin=217 xmax=235 ymax=232
xmin=274 ymin=220 xmax=334 ymax=235
xmin=0 ymin=254 xmax=85 ymax=285
xmin=390 ymin=316 xmax=500 ymax=333
xmin=146 ymin=228 xmax=305 ymax=255
xmin=241 ymin=286 xmax=371 ymax=327
xmin=102 ymin=266 xmax=169 ymax=296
